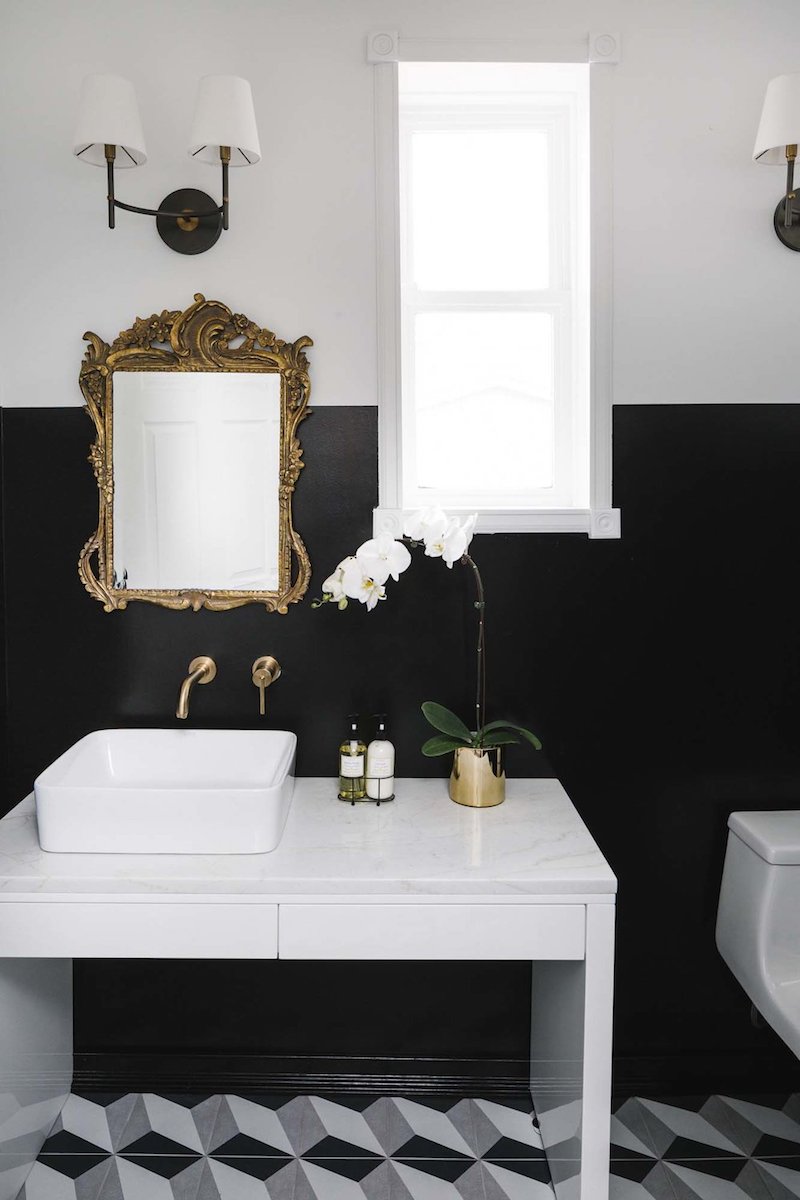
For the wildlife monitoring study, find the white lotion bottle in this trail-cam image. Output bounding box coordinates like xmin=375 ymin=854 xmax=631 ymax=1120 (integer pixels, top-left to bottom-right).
xmin=366 ymin=715 xmax=395 ymax=800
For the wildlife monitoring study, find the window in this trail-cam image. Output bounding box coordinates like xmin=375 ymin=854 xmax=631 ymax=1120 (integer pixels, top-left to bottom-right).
xmin=372 ymin=38 xmax=619 ymax=537
xmin=401 ymin=61 xmax=588 ymax=511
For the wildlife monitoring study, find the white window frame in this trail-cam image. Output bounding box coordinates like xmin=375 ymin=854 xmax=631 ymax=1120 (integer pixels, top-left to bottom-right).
xmin=369 ymin=31 xmax=621 ymax=539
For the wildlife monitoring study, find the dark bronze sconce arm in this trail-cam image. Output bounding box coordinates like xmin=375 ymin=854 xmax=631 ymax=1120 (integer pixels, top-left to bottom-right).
xmin=783 ymin=144 xmax=797 ymax=229
xmin=103 ymin=143 xmax=232 ymax=253
xmin=774 ymin=143 xmax=800 ymax=251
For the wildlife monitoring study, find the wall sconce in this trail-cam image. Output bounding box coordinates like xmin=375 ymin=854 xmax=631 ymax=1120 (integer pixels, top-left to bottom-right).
xmin=73 ymin=74 xmax=261 ymax=254
xmin=754 ymin=73 xmax=800 ymax=251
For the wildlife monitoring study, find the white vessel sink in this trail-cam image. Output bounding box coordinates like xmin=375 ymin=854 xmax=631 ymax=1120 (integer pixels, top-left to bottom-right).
xmin=34 ymin=729 xmax=297 ymax=854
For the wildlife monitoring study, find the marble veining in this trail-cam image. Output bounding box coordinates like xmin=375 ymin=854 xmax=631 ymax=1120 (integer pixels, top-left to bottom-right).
xmin=0 ymin=779 xmax=616 ymax=898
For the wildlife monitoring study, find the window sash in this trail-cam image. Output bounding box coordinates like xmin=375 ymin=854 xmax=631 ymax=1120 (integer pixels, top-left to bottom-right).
xmin=399 ymin=97 xmax=583 ymax=509
xmin=401 ymin=300 xmax=574 ymax=508
xmin=400 ymin=105 xmax=572 ymax=295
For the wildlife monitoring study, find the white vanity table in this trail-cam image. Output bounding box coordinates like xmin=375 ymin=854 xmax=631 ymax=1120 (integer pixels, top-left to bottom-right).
xmin=0 ymin=777 xmax=616 ymax=1200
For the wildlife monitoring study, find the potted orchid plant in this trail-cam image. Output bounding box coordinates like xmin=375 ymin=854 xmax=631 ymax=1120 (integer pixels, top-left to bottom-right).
xmin=314 ymin=508 xmax=541 ymax=807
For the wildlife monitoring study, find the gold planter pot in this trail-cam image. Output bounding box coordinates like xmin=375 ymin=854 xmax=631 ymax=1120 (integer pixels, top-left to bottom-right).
xmin=449 ymin=746 xmax=506 ymax=808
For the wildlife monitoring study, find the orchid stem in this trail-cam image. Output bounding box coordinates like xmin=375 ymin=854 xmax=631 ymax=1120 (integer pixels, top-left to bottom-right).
xmin=462 ymin=553 xmax=486 ymax=738
xmin=402 ymin=537 xmax=486 ymax=739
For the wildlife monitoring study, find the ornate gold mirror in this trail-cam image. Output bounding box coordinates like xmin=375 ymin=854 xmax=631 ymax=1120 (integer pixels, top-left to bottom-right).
xmin=78 ymin=294 xmax=312 ymax=612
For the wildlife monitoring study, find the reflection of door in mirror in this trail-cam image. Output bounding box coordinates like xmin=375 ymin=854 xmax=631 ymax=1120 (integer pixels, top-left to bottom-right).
xmin=113 ymin=372 xmax=280 ymax=592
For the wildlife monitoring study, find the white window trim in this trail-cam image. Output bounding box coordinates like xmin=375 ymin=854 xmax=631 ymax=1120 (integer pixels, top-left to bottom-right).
xmin=370 ymin=31 xmax=621 ymax=539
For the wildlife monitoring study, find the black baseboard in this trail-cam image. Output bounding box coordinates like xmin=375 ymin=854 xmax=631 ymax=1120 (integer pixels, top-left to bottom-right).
xmin=71 ymin=1050 xmax=800 ymax=1098
xmin=612 ymin=1053 xmax=800 ymax=1097
xmin=72 ymin=1050 xmax=800 ymax=1098
xmin=72 ymin=1053 xmax=532 ymax=1096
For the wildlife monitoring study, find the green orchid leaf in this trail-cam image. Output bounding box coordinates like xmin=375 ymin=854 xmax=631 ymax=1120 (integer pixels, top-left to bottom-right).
xmin=479 ymin=719 xmax=542 ymax=750
xmin=421 ymin=735 xmax=469 ymax=757
xmin=421 ymin=702 xmax=472 ymax=742
xmin=479 ymin=732 xmax=521 ymax=748
xmin=514 ymin=727 xmax=543 ymax=750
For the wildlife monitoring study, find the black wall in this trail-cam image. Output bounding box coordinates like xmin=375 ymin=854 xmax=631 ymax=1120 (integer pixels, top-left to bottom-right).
xmin=2 ymin=403 xmax=800 ymax=1092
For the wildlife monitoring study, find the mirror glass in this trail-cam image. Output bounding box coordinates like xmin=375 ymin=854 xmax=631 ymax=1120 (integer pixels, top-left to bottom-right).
xmin=79 ymin=295 xmax=312 ymax=613
xmin=113 ymin=372 xmax=281 ymax=592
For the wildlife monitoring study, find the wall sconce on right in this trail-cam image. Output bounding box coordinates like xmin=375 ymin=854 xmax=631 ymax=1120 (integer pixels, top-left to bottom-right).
xmin=754 ymin=73 xmax=800 ymax=250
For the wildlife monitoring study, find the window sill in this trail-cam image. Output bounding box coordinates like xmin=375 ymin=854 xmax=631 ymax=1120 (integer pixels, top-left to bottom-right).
xmin=373 ymin=507 xmax=621 ymax=539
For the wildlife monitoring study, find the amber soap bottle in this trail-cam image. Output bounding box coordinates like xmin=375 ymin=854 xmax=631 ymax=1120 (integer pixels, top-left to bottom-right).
xmin=338 ymin=715 xmax=367 ymax=801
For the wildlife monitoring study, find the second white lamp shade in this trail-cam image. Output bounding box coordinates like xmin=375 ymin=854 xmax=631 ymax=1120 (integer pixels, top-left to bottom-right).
xmin=73 ymin=74 xmax=147 ymax=167
xmin=188 ymin=75 xmax=261 ymax=166
xmin=754 ymin=73 xmax=800 ymax=164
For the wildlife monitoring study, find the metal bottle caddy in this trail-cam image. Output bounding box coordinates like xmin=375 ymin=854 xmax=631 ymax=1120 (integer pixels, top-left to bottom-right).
xmin=338 ymin=713 xmax=395 ymax=805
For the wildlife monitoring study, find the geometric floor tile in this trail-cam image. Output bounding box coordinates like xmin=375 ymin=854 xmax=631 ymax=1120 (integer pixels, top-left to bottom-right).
xmin=661 ymin=1159 xmax=765 ymax=1199
xmin=391 ymin=1099 xmax=475 ymax=1158
xmin=725 ymin=1096 xmax=800 ymax=1144
xmin=610 ymin=1111 xmax=660 ymax=1160
xmin=16 ymin=1091 xmax=800 ymax=1200
xmin=609 ymin=1163 xmax=682 ymax=1199
xmin=637 ymin=1098 xmax=744 ymax=1157
xmin=756 ymin=1159 xmax=800 ymax=1198
xmin=609 ymin=1094 xmax=800 ymax=1200
xmin=534 ymin=1098 xmax=583 ymax=1149
xmin=472 ymin=1099 xmax=543 ymax=1154
xmin=305 ymin=1099 xmax=386 ymax=1157
xmin=20 ymin=1093 xmax=551 ymax=1200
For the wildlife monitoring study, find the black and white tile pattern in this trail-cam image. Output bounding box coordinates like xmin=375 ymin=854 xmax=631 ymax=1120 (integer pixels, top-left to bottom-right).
xmin=610 ymin=1094 xmax=800 ymax=1198
xmin=16 ymin=1091 xmax=800 ymax=1199
xmin=20 ymin=1092 xmax=551 ymax=1199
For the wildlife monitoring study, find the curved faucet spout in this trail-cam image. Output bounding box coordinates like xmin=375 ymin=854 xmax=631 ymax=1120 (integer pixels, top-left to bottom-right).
xmin=176 ymin=656 xmax=217 ymax=719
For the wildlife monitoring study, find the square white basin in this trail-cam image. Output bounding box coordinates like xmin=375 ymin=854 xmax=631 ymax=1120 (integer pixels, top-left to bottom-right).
xmin=34 ymin=729 xmax=297 ymax=854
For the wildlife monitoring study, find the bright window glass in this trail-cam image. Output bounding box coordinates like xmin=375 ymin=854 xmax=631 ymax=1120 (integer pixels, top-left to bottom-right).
xmin=410 ymin=128 xmax=550 ymax=291
xmin=399 ymin=61 xmax=590 ymax=510
xmin=414 ymin=312 xmax=554 ymax=491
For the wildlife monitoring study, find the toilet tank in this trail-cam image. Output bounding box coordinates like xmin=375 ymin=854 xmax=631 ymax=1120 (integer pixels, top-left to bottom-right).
xmin=716 ymin=811 xmax=800 ymax=1007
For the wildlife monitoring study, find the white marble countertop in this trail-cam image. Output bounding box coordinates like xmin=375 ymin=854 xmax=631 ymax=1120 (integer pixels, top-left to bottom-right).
xmin=0 ymin=778 xmax=616 ymax=899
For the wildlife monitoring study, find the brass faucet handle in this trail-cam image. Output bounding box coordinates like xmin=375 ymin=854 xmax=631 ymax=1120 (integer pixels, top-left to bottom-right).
xmin=251 ymin=656 xmax=281 ymax=716
xmin=189 ymin=656 xmax=217 ymax=683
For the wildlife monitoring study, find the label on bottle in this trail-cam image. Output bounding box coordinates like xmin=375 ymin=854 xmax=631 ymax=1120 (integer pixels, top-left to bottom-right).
xmin=340 ymin=755 xmax=364 ymax=777
xmin=368 ymin=756 xmax=393 ymax=776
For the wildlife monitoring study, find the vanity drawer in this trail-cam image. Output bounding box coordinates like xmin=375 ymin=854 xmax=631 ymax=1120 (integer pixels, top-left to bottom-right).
xmin=278 ymin=903 xmax=585 ymax=960
xmin=0 ymin=902 xmax=279 ymax=958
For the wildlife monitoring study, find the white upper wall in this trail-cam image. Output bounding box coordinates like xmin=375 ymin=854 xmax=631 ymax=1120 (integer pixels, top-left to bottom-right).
xmin=1 ymin=0 xmax=798 ymax=407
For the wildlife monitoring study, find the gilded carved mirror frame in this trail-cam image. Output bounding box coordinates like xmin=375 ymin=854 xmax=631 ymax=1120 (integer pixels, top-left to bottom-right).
xmin=78 ymin=293 xmax=312 ymax=612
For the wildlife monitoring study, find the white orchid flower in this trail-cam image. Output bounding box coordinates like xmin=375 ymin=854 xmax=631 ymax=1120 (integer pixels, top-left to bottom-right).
xmin=461 ymin=513 xmax=478 ymax=549
xmin=404 ymin=507 xmax=448 ymax=546
xmin=424 ymin=518 xmax=464 ymax=566
xmin=317 ymin=506 xmax=482 ymax=610
xmin=341 ymin=558 xmax=386 ymax=611
xmin=441 ymin=518 xmax=470 ymax=568
xmin=355 ymin=533 xmax=412 ymax=586
xmin=321 ymin=558 xmax=353 ymax=602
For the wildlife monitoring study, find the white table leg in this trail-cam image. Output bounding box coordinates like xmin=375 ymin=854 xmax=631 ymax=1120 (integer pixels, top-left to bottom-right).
xmin=0 ymin=960 xmax=72 ymax=1200
xmin=530 ymin=904 xmax=615 ymax=1200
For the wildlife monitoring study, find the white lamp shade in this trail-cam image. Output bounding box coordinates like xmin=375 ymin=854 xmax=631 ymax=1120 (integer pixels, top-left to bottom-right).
xmin=754 ymin=73 xmax=800 ymax=164
xmin=73 ymin=74 xmax=147 ymax=167
xmin=188 ymin=75 xmax=261 ymax=166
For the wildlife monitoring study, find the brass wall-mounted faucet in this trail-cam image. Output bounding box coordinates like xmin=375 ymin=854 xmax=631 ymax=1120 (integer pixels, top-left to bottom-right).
xmin=176 ymin=656 xmax=217 ymax=719
xmin=252 ymin=656 xmax=281 ymax=715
